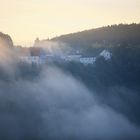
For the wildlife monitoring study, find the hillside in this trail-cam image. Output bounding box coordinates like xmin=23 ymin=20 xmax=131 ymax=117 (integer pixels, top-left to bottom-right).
xmin=0 ymin=32 xmax=13 ymax=48
xmin=52 ymin=24 xmax=140 ymax=50
xmin=0 ymin=26 xmax=140 ymax=139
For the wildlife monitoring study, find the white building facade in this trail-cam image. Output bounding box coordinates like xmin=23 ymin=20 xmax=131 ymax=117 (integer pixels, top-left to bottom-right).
xmin=80 ymin=57 xmax=96 ymax=64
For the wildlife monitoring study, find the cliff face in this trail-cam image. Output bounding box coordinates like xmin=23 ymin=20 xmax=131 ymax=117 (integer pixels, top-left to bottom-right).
xmin=0 ymin=32 xmax=13 ymax=48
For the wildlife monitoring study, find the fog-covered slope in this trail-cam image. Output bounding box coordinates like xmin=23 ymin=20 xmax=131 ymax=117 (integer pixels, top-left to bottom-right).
xmin=0 ymin=27 xmax=140 ymax=140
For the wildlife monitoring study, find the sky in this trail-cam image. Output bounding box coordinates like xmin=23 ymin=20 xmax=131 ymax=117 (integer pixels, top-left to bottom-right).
xmin=0 ymin=0 xmax=139 ymax=46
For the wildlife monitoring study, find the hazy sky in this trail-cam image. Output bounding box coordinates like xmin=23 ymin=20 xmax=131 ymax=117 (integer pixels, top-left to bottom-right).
xmin=0 ymin=0 xmax=139 ymax=46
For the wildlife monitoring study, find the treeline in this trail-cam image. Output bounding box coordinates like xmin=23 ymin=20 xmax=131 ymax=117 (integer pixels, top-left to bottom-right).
xmin=0 ymin=32 xmax=13 ymax=47
xmin=52 ymin=23 xmax=140 ymax=53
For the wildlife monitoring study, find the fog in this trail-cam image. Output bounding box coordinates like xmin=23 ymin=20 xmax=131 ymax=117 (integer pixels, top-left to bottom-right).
xmin=34 ymin=39 xmax=70 ymax=55
xmin=0 ymin=44 xmax=140 ymax=140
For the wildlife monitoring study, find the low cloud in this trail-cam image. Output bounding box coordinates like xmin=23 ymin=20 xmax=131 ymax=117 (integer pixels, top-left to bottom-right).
xmin=0 ymin=43 xmax=139 ymax=140
xmin=0 ymin=65 xmax=139 ymax=140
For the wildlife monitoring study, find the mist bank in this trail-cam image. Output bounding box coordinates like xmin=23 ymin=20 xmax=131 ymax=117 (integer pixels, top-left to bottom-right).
xmin=0 ymin=53 xmax=140 ymax=140
xmin=0 ymin=25 xmax=140 ymax=139
xmin=0 ymin=64 xmax=140 ymax=140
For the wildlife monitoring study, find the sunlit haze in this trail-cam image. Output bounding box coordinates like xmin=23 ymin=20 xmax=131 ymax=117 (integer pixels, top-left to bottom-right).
xmin=0 ymin=0 xmax=139 ymax=46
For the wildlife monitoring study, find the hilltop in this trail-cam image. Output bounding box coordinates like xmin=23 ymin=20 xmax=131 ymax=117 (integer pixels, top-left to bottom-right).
xmin=0 ymin=32 xmax=13 ymax=48
xmin=51 ymin=23 xmax=140 ymax=50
